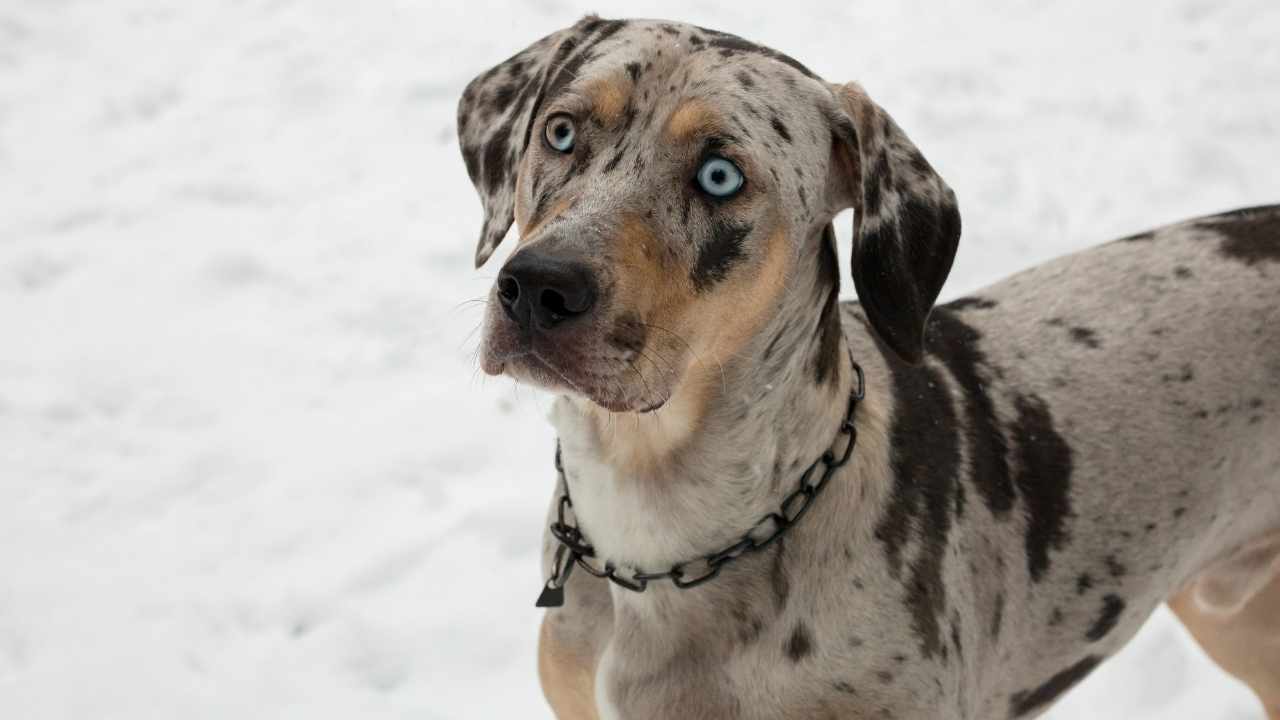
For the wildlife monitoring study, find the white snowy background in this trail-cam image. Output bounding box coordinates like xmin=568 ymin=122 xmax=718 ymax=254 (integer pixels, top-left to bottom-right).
xmin=2 ymin=0 xmax=1278 ymax=717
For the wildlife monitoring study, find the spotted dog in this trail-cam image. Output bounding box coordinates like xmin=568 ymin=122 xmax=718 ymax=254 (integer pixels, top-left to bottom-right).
xmin=456 ymin=16 xmax=1280 ymax=720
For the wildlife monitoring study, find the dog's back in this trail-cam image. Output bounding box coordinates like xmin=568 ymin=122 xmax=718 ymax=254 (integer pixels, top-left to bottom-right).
xmin=840 ymin=204 xmax=1280 ymax=717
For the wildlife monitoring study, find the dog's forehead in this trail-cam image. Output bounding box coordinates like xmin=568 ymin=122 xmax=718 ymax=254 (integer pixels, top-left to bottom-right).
xmin=561 ymin=20 xmax=824 ymax=119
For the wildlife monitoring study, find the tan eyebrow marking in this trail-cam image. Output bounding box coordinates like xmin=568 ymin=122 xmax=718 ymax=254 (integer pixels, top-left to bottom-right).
xmin=584 ymin=75 xmax=632 ymax=128
xmin=664 ymin=98 xmax=723 ymax=142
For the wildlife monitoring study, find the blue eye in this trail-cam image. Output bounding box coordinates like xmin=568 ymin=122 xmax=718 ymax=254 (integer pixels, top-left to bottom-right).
xmin=544 ymin=114 xmax=575 ymax=153
xmin=696 ymin=156 xmax=744 ymax=198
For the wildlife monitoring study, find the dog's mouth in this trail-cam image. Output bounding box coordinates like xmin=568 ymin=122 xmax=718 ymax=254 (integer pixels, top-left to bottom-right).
xmin=480 ymin=323 xmax=673 ymax=414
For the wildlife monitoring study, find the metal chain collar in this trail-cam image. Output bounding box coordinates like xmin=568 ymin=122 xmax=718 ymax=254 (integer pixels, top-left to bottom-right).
xmin=535 ymin=358 xmax=865 ymax=608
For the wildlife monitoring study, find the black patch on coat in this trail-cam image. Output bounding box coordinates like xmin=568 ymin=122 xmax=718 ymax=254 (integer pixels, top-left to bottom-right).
xmin=1076 ymin=573 xmax=1093 ymax=595
xmin=1105 ymin=555 xmax=1127 ymax=579
xmin=811 ymin=226 xmax=843 ymax=385
xmin=1009 ymin=656 xmax=1103 ymax=717
xmin=1173 ymin=265 xmax=1193 ymax=279
xmin=736 ymin=71 xmax=755 ymax=89
xmin=784 ymin=622 xmax=813 ymax=661
xmin=691 ymin=220 xmax=750 ymax=290
xmin=1085 ymin=594 xmax=1125 ymax=642
xmin=1204 ymin=205 xmax=1280 ymax=266
xmin=946 ymin=296 xmax=998 ymax=311
xmin=991 ymin=592 xmax=1005 ymax=639
xmin=1118 ymin=229 xmax=1153 ymax=242
xmin=697 ymin=28 xmax=818 ymax=79
xmin=1068 ymin=326 xmax=1101 ymax=349
xmin=874 ymin=355 xmax=960 ymax=658
xmin=927 ymin=309 xmax=1017 ymax=515
xmin=1011 ymin=393 xmax=1074 ymax=583
xmin=832 ymin=680 xmax=857 ymax=695
xmin=770 ymin=116 xmax=793 ymax=143
xmin=624 ymin=61 xmax=641 ymax=82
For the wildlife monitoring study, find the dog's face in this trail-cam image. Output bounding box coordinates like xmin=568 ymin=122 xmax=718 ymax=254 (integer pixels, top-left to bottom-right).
xmin=459 ymin=18 xmax=960 ymax=413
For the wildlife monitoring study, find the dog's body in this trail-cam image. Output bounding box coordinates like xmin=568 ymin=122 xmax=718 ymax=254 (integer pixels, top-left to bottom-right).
xmin=456 ymin=18 xmax=1280 ymax=719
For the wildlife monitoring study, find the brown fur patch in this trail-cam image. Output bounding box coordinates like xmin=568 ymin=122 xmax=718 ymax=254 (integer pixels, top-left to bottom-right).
xmin=539 ymin=618 xmax=600 ymax=720
xmin=582 ymin=215 xmax=792 ymax=474
xmin=665 ymin=98 xmax=722 ymax=142
xmin=584 ymin=75 xmax=631 ymax=128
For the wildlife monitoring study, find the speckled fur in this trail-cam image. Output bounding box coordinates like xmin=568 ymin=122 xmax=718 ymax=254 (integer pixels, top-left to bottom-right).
xmin=458 ymin=17 xmax=1280 ymax=720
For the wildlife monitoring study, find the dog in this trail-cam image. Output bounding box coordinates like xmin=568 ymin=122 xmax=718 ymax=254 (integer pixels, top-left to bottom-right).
xmin=456 ymin=16 xmax=1280 ymax=719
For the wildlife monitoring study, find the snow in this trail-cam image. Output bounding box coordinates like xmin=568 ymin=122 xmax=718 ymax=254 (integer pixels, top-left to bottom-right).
xmin=2 ymin=0 xmax=1278 ymax=717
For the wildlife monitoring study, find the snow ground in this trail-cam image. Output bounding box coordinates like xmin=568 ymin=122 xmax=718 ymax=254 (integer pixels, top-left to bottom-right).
xmin=2 ymin=0 xmax=1278 ymax=717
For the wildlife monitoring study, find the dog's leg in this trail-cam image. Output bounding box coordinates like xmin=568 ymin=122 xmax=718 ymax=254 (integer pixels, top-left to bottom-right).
xmin=538 ymin=617 xmax=600 ymax=720
xmin=1169 ymin=533 xmax=1280 ymax=720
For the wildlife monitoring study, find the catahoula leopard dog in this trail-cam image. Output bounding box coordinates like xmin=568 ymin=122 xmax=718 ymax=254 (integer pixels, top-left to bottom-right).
xmin=456 ymin=16 xmax=1280 ymax=720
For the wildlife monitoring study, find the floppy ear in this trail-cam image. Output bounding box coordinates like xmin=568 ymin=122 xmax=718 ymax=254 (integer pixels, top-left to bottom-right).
xmin=456 ymin=30 xmax=567 ymax=268
xmin=457 ymin=17 xmax=624 ymax=268
xmin=826 ymin=82 xmax=961 ymax=364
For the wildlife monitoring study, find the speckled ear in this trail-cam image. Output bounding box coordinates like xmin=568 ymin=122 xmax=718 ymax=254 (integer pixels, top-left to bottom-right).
xmin=827 ymin=82 xmax=962 ymax=364
xmin=457 ymin=16 xmax=626 ymax=268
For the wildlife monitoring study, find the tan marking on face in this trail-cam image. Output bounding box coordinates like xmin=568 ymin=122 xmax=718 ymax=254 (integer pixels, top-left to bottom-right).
xmin=584 ymin=75 xmax=631 ymax=128
xmin=538 ymin=618 xmax=600 ymax=720
xmin=582 ymin=213 xmax=795 ymax=473
xmin=664 ymin=98 xmax=723 ymax=143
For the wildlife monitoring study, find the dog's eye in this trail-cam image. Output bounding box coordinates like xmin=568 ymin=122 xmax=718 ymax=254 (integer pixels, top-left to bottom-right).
xmin=696 ymin=156 xmax=744 ymax=198
xmin=544 ymin=114 xmax=576 ymax=153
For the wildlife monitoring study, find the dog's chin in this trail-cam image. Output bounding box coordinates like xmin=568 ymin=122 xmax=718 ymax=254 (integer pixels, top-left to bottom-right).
xmin=480 ymin=338 xmax=670 ymax=414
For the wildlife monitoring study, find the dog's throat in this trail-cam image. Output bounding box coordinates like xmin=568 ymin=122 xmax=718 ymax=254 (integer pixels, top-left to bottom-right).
xmin=535 ymin=360 xmax=866 ymax=608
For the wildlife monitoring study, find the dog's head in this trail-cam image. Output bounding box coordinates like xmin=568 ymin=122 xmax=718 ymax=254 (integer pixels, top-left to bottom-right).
xmin=459 ymin=17 xmax=959 ymax=413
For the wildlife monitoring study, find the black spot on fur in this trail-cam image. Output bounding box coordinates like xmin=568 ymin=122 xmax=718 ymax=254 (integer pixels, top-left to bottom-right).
xmin=1011 ymin=393 xmax=1074 ymax=583
xmin=946 ymin=296 xmax=998 ymax=311
xmin=1173 ymin=265 xmax=1193 ymax=279
xmin=1105 ymin=555 xmax=1127 ymax=579
xmin=1076 ymin=573 xmax=1093 ymax=595
xmin=811 ymin=226 xmax=843 ymax=385
xmin=736 ymin=70 xmax=755 ymax=89
xmin=1068 ymin=326 xmax=1101 ymax=349
xmin=691 ymin=220 xmax=750 ymax=290
xmin=832 ymin=680 xmax=857 ymax=695
xmin=1009 ymin=656 xmax=1103 ymax=717
xmin=875 ymin=354 xmax=960 ymax=658
xmin=480 ymin=124 xmax=512 ymax=195
xmin=1161 ymin=364 xmax=1195 ymax=383
xmin=784 ymin=622 xmax=813 ymax=661
xmin=770 ymin=116 xmax=793 ymax=143
xmin=697 ymin=28 xmax=817 ymax=78
xmin=1086 ymin=595 xmax=1125 ymax=642
xmin=928 ymin=310 xmax=1017 ymax=516
xmin=991 ymin=593 xmax=1005 ymax=639
xmin=624 ymin=61 xmax=641 ymax=82
xmin=1205 ymin=205 xmax=1280 ymax=266
xmin=876 ymin=670 xmax=894 ymax=684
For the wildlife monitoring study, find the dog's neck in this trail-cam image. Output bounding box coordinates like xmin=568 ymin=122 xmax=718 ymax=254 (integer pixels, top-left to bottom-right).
xmin=549 ymin=225 xmax=854 ymax=574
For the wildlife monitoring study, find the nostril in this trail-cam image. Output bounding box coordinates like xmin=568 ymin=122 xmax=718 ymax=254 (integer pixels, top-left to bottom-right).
xmin=539 ymin=288 xmax=571 ymax=321
xmin=498 ymin=276 xmax=520 ymax=307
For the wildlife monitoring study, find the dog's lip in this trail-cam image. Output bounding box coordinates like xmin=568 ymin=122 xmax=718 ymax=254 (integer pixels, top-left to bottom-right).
xmin=490 ymin=345 xmax=669 ymax=414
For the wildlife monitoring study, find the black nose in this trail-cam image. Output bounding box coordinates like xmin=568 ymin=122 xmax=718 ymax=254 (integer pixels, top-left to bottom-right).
xmin=496 ymin=251 xmax=598 ymax=331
